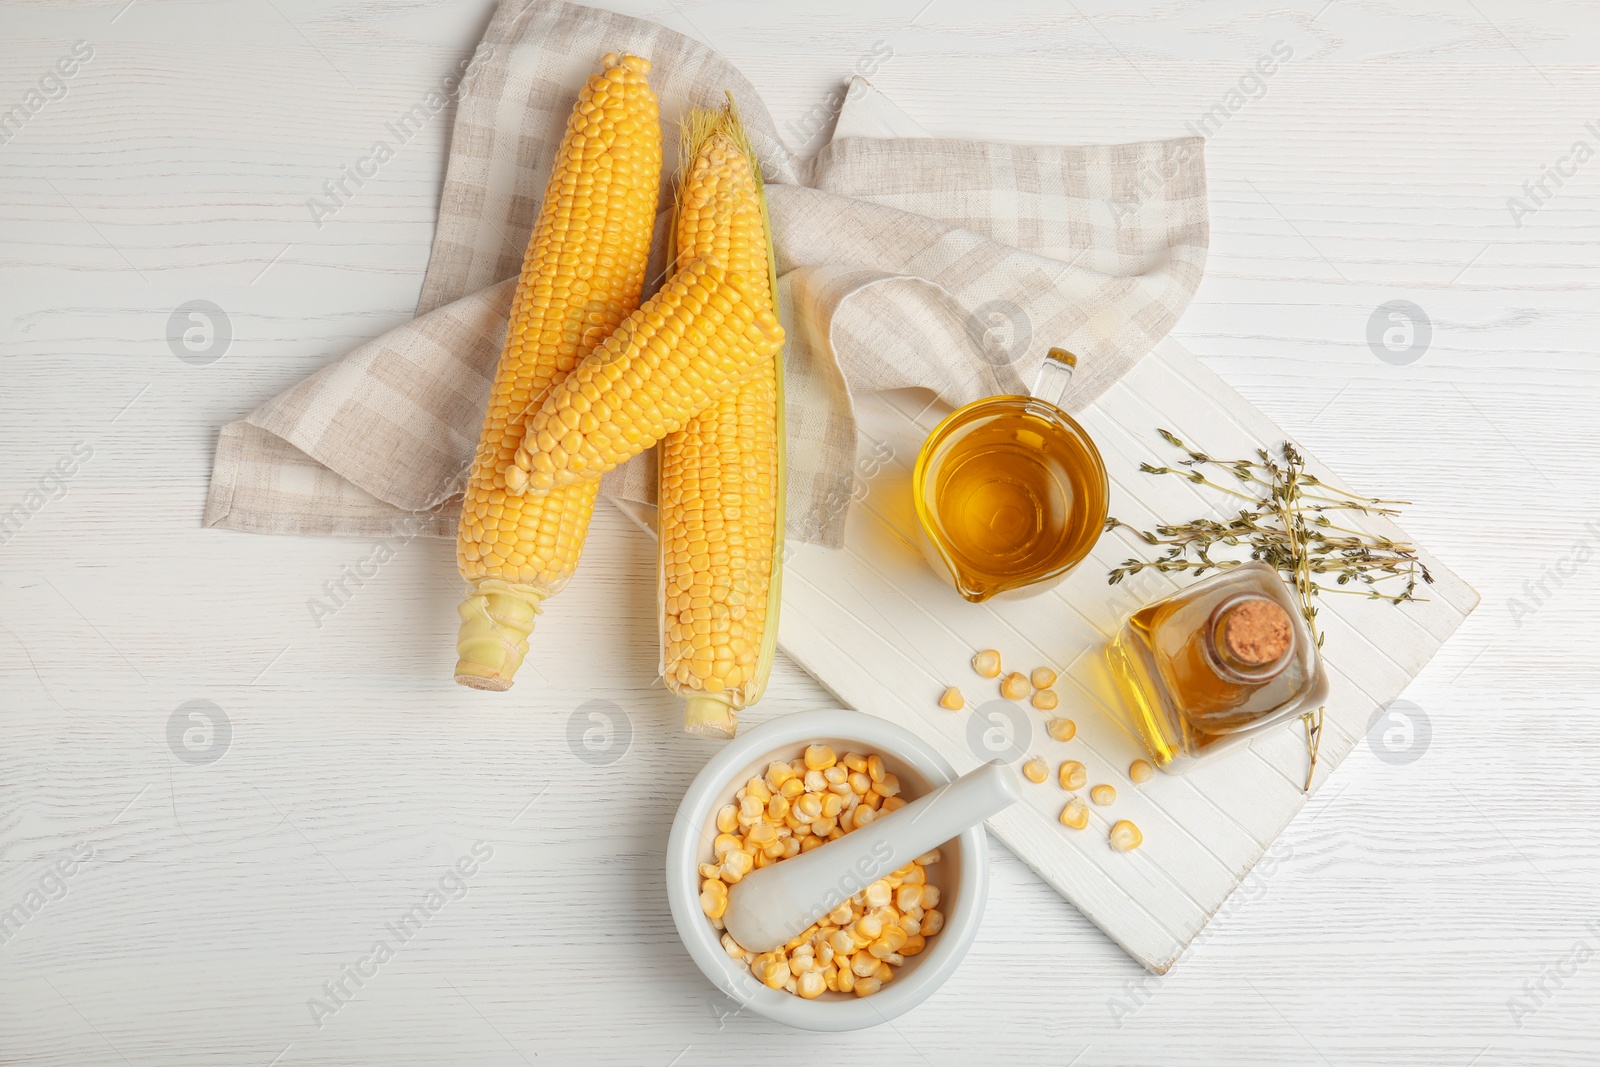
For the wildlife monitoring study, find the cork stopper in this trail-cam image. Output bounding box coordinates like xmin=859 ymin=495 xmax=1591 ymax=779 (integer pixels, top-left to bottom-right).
xmin=1219 ymin=596 xmax=1291 ymax=667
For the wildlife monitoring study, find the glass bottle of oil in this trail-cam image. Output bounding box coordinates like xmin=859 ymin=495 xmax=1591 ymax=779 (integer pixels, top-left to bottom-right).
xmin=1105 ymin=561 xmax=1327 ymax=771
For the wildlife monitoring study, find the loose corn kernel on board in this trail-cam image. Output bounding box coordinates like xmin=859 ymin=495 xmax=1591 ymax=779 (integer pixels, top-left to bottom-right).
xmin=777 ymin=337 xmax=1478 ymax=974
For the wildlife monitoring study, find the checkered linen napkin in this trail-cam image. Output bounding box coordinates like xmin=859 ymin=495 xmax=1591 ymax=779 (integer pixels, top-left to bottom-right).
xmin=204 ymin=0 xmax=1208 ymax=547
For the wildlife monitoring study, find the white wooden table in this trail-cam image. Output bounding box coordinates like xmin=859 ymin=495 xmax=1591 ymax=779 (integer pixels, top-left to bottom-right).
xmin=2 ymin=2 xmax=1595 ymax=1064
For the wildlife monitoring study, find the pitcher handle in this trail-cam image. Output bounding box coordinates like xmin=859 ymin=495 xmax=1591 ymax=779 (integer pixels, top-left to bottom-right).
xmin=1031 ymin=347 xmax=1079 ymax=409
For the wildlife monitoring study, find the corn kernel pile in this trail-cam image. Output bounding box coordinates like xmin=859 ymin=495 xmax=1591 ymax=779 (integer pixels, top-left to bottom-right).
xmin=698 ymin=744 xmax=946 ymax=999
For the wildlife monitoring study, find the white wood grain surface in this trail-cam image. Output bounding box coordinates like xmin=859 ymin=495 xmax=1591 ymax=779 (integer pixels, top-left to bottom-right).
xmin=2 ymin=1 xmax=1596 ymax=1064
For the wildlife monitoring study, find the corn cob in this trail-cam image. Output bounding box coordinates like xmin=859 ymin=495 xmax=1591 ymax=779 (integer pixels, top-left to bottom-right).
xmin=660 ymin=104 xmax=784 ymax=738
xmin=454 ymin=52 xmax=661 ymax=691
xmin=504 ymin=258 xmax=782 ymax=493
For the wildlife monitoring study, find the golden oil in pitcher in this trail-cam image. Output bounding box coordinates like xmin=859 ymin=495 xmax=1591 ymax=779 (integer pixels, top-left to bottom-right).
xmin=1105 ymin=561 xmax=1328 ymax=770
xmin=913 ymin=394 xmax=1107 ymax=602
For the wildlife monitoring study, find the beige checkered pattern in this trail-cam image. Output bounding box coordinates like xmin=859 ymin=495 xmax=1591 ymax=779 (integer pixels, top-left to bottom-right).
xmin=205 ymin=0 xmax=1208 ymax=548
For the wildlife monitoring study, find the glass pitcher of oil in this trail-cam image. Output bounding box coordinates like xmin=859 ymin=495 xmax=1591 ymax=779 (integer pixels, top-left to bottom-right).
xmin=1105 ymin=561 xmax=1329 ymax=772
xmin=912 ymin=353 xmax=1107 ymax=602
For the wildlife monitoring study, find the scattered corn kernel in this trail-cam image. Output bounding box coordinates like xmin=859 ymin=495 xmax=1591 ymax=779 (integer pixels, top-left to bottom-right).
xmin=1090 ymin=784 xmax=1116 ymax=806
xmin=1059 ymin=760 xmax=1087 ymax=791
xmin=999 ymin=672 xmax=1030 ymax=700
xmin=1030 ymin=666 xmax=1057 ymax=689
xmin=1022 ymin=758 xmax=1049 ymax=784
xmin=1046 ymin=717 xmax=1076 ymax=742
xmin=1129 ymin=759 xmax=1154 ymax=783
xmin=1109 ymin=820 xmax=1143 ymax=851
xmin=1031 ymin=689 xmax=1059 ymax=711
xmin=938 ymin=686 xmax=965 ymax=711
xmin=972 ymin=649 xmax=1001 ymax=678
xmin=1059 ymin=797 xmax=1089 ymax=830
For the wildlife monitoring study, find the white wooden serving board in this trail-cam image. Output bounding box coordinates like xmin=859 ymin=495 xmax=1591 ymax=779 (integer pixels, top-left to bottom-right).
xmin=776 ymin=336 xmax=1478 ymax=973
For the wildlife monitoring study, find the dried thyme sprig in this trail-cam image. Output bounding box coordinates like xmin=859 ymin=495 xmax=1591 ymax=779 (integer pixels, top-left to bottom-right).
xmin=1106 ymin=429 xmax=1433 ymax=791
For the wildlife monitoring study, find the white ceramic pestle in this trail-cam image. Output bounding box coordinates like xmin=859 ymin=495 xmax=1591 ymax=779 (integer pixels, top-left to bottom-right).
xmin=721 ymin=759 xmax=1022 ymax=954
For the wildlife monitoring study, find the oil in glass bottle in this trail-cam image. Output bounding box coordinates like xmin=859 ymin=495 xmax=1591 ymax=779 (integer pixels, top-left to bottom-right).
xmin=1105 ymin=561 xmax=1328 ymax=771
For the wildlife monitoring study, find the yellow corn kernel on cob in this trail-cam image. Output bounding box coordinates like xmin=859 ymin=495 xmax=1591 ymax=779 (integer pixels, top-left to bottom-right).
xmin=454 ymin=52 xmax=661 ymax=691
xmin=660 ymin=103 xmax=784 ymax=738
xmin=660 ymin=368 xmax=780 ymax=733
xmin=505 ymin=257 xmax=782 ymax=494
